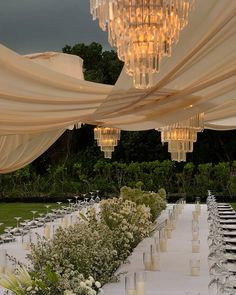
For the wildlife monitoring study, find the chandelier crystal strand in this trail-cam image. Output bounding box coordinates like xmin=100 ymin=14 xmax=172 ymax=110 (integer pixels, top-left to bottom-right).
xmin=94 ymin=127 xmax=121 ymax=158
xmin=158 ymin=113 xmax=204 ymax=162
xmin=171 ymin=151 xmax=187 ymax=162
xmin=90 ymin=0 xmax=194 ymax=88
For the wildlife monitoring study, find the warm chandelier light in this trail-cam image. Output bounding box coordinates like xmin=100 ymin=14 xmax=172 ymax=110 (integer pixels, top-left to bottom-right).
xmin=94 ymin=127 xmax=121 ymax=159
xmin=157 ymin=113 xmax=204 ymax=162
xmin=90 ymin=0 xmax=194 ymax=89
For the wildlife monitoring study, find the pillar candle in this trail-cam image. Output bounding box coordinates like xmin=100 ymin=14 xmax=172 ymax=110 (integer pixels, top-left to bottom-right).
xmin=136 ymin=281 xmax=145 ymax=295
xmin=191 ymin=266 xmax=200 ymax=276
xmin=127 ymin=289 xmax=136 ymax=295
xmin=160 ymin=238 xmax=167 ymax=252
xmin=192 ymin=244 xmax=200 ymax=253
xmin=151 ymin=255 xmax=160 ymax=271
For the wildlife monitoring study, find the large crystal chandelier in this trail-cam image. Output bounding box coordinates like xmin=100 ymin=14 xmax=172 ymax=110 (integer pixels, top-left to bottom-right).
xmin=157 ymin=113 xmax=204 ymax=162
xmin=94 ymin=127 xmax=121 ymax=159
xmin=90 ymin=0 xmax=194 ymax=89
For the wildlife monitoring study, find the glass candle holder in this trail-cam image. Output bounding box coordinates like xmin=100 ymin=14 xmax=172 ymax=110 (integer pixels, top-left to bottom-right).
xmin=190 ymin=259 xmax=200 ymax=276
xmin=135 ymin=272 xmax=146 ymax=295
xmin=195 ymin=203 xmax=201 ymax=215
xmin=192 ymin=211 xmax=199 ymax=221
xmin=153 ymin=237 xmax=160 ymax=252
xmin=143 ymin=252 xmax=152 ymax=271
xmin=160 ymin=237 xmax=167 ymax=252
xmin=21 ymin=233 xmax=32 ymax=251
xmin=192 ymin=228 xmax=199 ymax=241
xmin=125 ymin=274 xmax=136 ymax=295
xmin=165 ymin=227 xmax=172 ymax=239
xmin=44 ymin=224 xmax=51 ymax=239
xmin=151 ymin=245 xmax=160 ymax=271
xmin=0 ymin=249 xmax=7 ymax=274
xmin=192 ymin=240 xmax=200 ymax=253
xmin=192 ymin=220 xmax=199 ymax=232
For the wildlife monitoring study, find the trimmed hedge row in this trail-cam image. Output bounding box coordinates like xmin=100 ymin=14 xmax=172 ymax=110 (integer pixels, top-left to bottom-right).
xmin=0 ymin=160 xmax=235 ymax=200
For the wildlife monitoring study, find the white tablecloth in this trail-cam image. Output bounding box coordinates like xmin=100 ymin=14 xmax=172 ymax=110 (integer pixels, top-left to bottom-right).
xmin=0 ymin=204 xmax=210 ymax=295
xmin=103 ymin=204 xmax=210 ymax=295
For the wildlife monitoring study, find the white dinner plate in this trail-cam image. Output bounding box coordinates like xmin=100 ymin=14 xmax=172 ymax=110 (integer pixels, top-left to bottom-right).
xmin=226 ymin=262 xmax=236 ymax=272
xmin=220 ymin=216 xmax=236 ymax=220
xmin=225 ymin=237 xmax=236 ymax=243
xmin=226 ymin=245 xmax=236 ymax=251
xmin=220 ymin=220 xmax=236 ymax=224
xmin=222 ymin=225 xmax=236 ymax=230
xmin=225 ymin=253 xmax=236 ymax=261
xmin=223 ymin=231 xmax=236 ymax=236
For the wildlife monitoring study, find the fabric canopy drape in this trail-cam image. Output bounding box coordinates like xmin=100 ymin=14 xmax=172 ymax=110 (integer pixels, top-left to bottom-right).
xmin=0 ymin=51 xmax=88 ymax=173
xmin=0 ymin=0 xmax=235 ymax=173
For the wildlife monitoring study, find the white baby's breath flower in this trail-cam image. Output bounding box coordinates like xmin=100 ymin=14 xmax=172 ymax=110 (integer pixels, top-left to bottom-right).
xmin=64 ymin=290 xmax=76 ymax=295
xmin=86 ymin=279 xmax=93 ymax=287
xmin=89 ymin=276 xmax=95 ymax=283
xmin=80 ymin=281 xmax=86 ymax=288
xmin=95 ymin=281 xmax=101 ymax=288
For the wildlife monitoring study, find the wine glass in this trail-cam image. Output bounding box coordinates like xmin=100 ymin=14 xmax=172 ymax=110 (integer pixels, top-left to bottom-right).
xmin=15 ymin=217 xmax=21 ymax=228
xmin=45 ymin=205 xmax=51 ymax=215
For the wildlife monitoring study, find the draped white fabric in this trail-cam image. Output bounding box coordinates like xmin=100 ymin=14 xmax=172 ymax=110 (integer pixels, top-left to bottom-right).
xmin=0 ymin=0 xmax=235 ymax=173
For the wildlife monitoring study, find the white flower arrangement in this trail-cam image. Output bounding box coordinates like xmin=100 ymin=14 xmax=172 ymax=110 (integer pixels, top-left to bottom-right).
xmin=4 ymin=188 xmax=161 ymax=295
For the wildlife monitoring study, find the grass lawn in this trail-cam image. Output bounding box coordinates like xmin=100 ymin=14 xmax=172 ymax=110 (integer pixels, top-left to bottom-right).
xmin=231 ymin=203 xmax=236 ymax=211
xmin=0 ymin=201 xmax=235 ymax=235
xmin=0 ymin=203 xmax=59 ymax=234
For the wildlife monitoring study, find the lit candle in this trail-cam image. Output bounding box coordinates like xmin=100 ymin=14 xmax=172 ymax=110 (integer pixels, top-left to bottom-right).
xmin=160 ymin=238 xmax=167 ymax=252
xmin=144 ymin=260 xmax=152 ymax=271
xmin=151 ymin=254 xmax=160 ymax=271
xmin=191 ymin=266 xmax=200 ymax=276
xmin=166 ymin=228 xmax=172 ymax=239
xmin=44 ymin=225 xmax=51 ymax=239
xmin=192 ymin=232 xmax=199 ymax=241
xmin=192 ymin=211 xmax=198 ymax=221
xmin=136 ymin=281 xmax=145 ymax=295
xmin=192 ymin=240 xmax=200 ymax=253
xmin=127 ymin=289 xmax=136 ymax=295
xmin=22 ymin=243 xmax=31 ymax=250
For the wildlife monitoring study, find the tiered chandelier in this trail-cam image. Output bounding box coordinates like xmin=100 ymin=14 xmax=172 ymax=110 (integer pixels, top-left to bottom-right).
xmin=157 ymin=113 xmax=204 ymax=162
xmin=94 ymin=127 xmax=121 ymax=159
xmin=90 ymin=0 xmax=194 ymax=89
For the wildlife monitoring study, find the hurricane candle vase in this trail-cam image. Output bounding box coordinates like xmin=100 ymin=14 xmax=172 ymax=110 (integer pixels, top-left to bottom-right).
xmin=143 ymin=251 xmax=152 ymax=271
xmin=190 ymin=259 xmax=200 ymax=276
xmin=125 ymin=274 xmax=136 ymax=295
xmin=151 ymin=244 xmax=160 ymax=271
xmin=135 ymin=272 xmax=146 ymax=295
xmin=192 ymin=240 xmax=200 ymax=253
xmin=192 ymin=211 xmax=199 ymax=221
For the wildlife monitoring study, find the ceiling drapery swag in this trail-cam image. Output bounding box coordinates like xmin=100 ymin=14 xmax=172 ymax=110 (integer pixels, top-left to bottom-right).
xmin=0 ymin=0 xmax=235 ymax=172
xmin=90 ymin=0 xmax=194 ymax=89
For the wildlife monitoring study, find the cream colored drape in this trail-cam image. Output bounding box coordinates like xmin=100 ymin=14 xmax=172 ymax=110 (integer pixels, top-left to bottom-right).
xmin=0 ymin=0 xmax=235 ymax=173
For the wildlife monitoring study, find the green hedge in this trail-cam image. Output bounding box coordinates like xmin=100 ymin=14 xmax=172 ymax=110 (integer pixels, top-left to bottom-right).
xmin=0 ymin=160 xmax=235 ymax=200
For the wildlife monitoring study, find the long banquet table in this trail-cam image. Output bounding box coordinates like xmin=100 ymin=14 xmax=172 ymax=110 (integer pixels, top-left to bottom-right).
xmin=0 ymin=204 xmax=210 ymax=295
xmin=103 ymin=204 xmax=210 ymax=295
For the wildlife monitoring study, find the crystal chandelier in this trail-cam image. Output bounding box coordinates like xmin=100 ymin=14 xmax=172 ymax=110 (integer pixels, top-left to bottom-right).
xmin=90 ymin=0 xmax=194 ymax=89
xmin=158 ymin=113 xmax=204 ymax=162
xmin=94 ymin=127 xmax=121 ymax=158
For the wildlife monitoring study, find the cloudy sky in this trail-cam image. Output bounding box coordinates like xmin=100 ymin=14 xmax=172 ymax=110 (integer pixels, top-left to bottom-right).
xmin=0 ymin=0 xmax=110 ymax=54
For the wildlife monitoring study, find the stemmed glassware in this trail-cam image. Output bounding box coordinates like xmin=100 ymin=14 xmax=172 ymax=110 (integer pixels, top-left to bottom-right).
xmin=45 ymin=205 xmax=51 ymax=215
xmin=206 ymin=191 xmax=235 ymax=294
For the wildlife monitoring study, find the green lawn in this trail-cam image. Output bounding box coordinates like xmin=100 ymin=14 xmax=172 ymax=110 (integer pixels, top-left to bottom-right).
xmin=231 ymin=203 xmax=236 ymax=211
xmin=0 ymin=201 xmax=235 ymax=235
xmin=0 ymin=203 xmax=59 ymax=234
